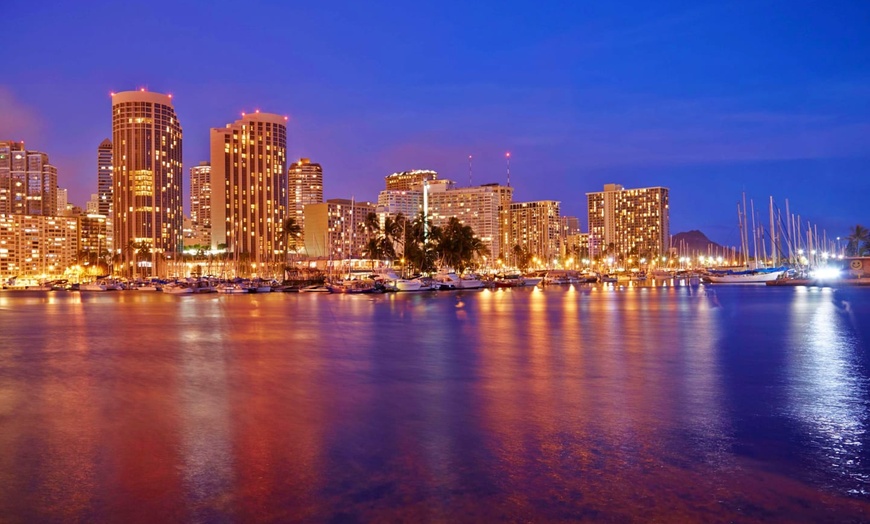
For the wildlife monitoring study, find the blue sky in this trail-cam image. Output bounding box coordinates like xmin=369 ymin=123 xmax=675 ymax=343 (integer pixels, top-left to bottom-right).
xmin=1 ymin=0 xmax=867 ymax=247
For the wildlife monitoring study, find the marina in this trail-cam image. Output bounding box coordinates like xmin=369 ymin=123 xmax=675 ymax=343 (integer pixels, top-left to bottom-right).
xmin=1 ymin=285 xmax=868 ymax=521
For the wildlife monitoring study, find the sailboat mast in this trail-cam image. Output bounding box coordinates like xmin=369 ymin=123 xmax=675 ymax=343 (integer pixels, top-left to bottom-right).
xmin=769 ymin=196 xmax=777 ymax=267
xmin=750 ymin=198 xmax=758 ymax=268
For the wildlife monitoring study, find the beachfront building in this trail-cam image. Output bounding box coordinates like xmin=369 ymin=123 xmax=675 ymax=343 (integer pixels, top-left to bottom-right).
xmin=0 ymin=214 xmax=79 ymax=282
xmin=385 ymin=169 xmax=437 ymax=191
xmin=0 ymin=141 xmax=58 ymax=217
xmin=426 ymin=183 xmax=501 ymax=261
xmin=587 ymin=183 xmax=670 ymax=263
xmin=210 ymin=111 xmax=287 ymax=264
xmin=303 ymin=199 xmax=376 ymax=260
xmin=508 ymin=200 xmax=561 ymax=267
xmin=189 ymin=161 xmax=212 ymax=246
xmin=111 ymin=90 xmax=183 ymax=276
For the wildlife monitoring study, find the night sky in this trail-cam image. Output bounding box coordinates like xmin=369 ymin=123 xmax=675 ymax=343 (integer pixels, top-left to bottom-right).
xmin=1 ymin=0 xmax=867 ymax=247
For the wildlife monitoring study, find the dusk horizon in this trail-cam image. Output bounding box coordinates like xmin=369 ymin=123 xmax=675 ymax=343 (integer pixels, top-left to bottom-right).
xmin=2 ymin=1 xmax=868 ymax=248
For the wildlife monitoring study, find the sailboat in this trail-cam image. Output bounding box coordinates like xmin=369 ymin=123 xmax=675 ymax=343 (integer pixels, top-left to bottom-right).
xmin=705 ymin=194 xmax=787 ymax=284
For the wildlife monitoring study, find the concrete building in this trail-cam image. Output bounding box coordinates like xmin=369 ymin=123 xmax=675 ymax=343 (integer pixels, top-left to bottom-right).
xmin=426 ymin=184 xmax=501 ymax=260
xmin=0 ymin=214 xmax=79 ymax=281
xmin=79 ymin=213 xmax=110 ymax=268
xmin=587 ymin=183 xmax=670 ymax=261
xmin=111 ymin=90 xmax=183 ymax=276
xmin=508 ymin=201 xmax=561 ymax=266
xmin=385 ymin=169 xmax=437 ymax=191
xmin=287 ymin=157 xmax=323 ymax=237
xmin=189 ymin=161 xmax=212 ymax=246
xmin=56 ymin=188 xmax=68 ymax=216
xmin=210 ymin=112 xmax=287 ymax=264
xmin=86 ymin=194 xmax=100 ymax=214
xmin=97 ymin=138 xmax=113 ymax=216
xmin=0 ymin=141 xmax=58 ymax=216
xmin=376 ymin=189 xmax=422 ymax=220
xmin=303 ymin=199 xmax=376 ymax=259
xmin=479 ymin=183 xmax=513 ymax=262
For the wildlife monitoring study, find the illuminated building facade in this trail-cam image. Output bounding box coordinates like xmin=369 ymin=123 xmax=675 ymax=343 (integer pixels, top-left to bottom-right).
xmin=479 ymin=183 xmax=513 ymax=262
xmin=287 ymin=157 xmax=323 ymax=238
xmin=97 ymin=138 xmax=113 ymax=216
xmin=427 ymin=184 xmax=501 ymax=260
xmin=0 ymin=214 xmax=79 ymax=280
xmin=0 ymin=141 xmax=58 ymax=217
xmin=189 ymin=161 xmax=212 ymax=246
xmin=111 ymin=90 xmax=183 ymax=276
xmin=80 ymin=213 xmax=109 ymax=265
xmin=210 ymin=112 xmax=287 ymax=263
xmin=303 ymin=199 xmax=376 ymax=259
xmin=56 ymin=188 xmax=68 ymax=216
xmin=385 ymin=169 xmax=437 ymax=191
xmin=508 ymin=200 xmax=561 ymax=264
xmin=587 ymin=183 xmax=670 ymax=260
xmin=376 ymin=189 xmax=422 ymax=219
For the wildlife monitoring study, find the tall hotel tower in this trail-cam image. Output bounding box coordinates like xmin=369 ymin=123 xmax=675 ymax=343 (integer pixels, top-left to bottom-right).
xmin=210 ymin=112 xmax=287 ymax=264
xmin=0 ymin=141 xmax=58 ymax=216
xmin=97 ymin=138 xmax=113 ymax=216
xmin=586 ymin=183 xmax=669 ymax=260
xmin=190 ymin=161 xmax=212 ymax=245
xmin=111 ymin=90 xmax=183 ymax=274
xmin=287 ymin=158 xmax=323 ymax=236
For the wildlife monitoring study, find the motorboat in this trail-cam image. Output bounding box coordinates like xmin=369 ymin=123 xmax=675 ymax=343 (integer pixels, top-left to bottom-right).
xmin=704 ymin=267 xmax=787 ymax=284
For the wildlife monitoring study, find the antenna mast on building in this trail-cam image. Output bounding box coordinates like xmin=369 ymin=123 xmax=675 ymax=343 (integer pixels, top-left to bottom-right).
xmin=468 ymin=155 xmax=473 ymax=187
xmin=506 ymin=151 xmax=511 ymax=187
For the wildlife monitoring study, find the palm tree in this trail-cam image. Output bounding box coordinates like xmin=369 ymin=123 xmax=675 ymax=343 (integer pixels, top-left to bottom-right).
xmin=282 ymin=217 xmax=303 ymax=263
xmin=845 ymin=224 xmax=870 ymax=256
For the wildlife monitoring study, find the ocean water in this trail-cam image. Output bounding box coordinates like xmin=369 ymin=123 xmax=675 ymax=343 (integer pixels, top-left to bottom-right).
xmin=0 ymin=285 xmax=868 ymax=522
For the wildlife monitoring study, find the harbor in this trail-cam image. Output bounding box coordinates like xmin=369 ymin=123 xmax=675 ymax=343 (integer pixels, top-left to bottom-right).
xmin=1 ymin=284 xmax=868 ymax=521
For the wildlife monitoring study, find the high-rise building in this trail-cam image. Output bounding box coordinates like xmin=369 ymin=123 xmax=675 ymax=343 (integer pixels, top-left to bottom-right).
xmin=80 ymin=213 xmax=110 ymax=266
xmin=190 ymin=161 xmax=212 ymax=246
xmin=376 ymin=190 xmax=422 ymax=220
xmin=56 ymin=188 xmax=68 ymax=216
xmin=586 ymin=183 xmax=670 ymax=261
xmin=0 ymin=141 xmax=58 ymax=216
xmin=86 ymin=194 xmax=100 ymax=214
xmin=560 ymin=216 xmax=580 ymax=237
xmin=111 ymin=90 xmax=183 ymax=276
xmin=479 ymin=183 xmax=513 ymax=261
xmin=210 ymin=112 xmax=287 ymax=263
xmin=287 ymin=158 xmax=323 ymax=236
xmin=0 ymin=214 xmax=79 ymax=280
xmin=508 ymin=201 xmax=561 ymax=266
xmin=385 ymin=169 xmax=437 ymax=191
xmin=97 ymin=138 xmax=113 ymax=216
xmin=303 ymin=199 xmax=376 ymax=259
xmin=426 ymin=183 xmax=501 ymax=260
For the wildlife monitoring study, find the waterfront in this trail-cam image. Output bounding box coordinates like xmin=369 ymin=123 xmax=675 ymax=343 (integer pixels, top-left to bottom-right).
xmin=0 ymin=285 xmax=868 ymax=522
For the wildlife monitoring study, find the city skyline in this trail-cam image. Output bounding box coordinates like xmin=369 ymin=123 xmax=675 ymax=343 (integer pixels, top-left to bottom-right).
xmin=1 ymin=1 xmax=868 ymax=247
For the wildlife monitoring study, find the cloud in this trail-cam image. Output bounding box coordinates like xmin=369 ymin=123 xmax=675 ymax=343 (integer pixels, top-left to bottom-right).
xmin=0 ymin=87 xmax=44 ymax=142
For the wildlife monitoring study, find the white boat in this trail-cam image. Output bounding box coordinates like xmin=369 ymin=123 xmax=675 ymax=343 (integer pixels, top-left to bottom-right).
xmin=704 ymin=267 xmax=787 ymax=284
xmin=162 ymin=282 xmax=194 ymax=294
xmin=376 ymin=269 xmax=425 ymax=291
xmin=458 ymin=273 xmax=484 ymax=289
xmin=522 ymin=276 xmax=543 ymax=287
xmin=248 ymin=279 xmax=273 ymax=293
xmin=217 ymin=282 xmax=248 ymax=294
xmin=80 ymin=278 xmax=123 ymax=291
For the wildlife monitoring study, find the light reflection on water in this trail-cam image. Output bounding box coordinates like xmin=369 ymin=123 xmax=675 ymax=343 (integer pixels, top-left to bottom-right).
xmin=0 ymin=286 xmax=868 ymax=521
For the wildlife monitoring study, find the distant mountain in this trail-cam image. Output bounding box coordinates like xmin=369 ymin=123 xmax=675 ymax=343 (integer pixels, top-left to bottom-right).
xmin=671 ymin=230 xmax=736 ymax=257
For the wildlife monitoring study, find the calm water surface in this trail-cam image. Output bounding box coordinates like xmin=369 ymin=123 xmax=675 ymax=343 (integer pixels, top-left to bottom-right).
xmin=0 ymin=285 xmax=869 ymax=522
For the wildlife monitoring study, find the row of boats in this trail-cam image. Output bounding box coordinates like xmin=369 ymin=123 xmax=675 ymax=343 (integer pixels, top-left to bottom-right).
xmin=14 ymin=265 xmax=863 ymax=294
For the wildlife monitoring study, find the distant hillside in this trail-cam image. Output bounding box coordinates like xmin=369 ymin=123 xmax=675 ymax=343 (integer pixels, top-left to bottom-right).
xmin=671 ymin=230 xmax=736 ymax=257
